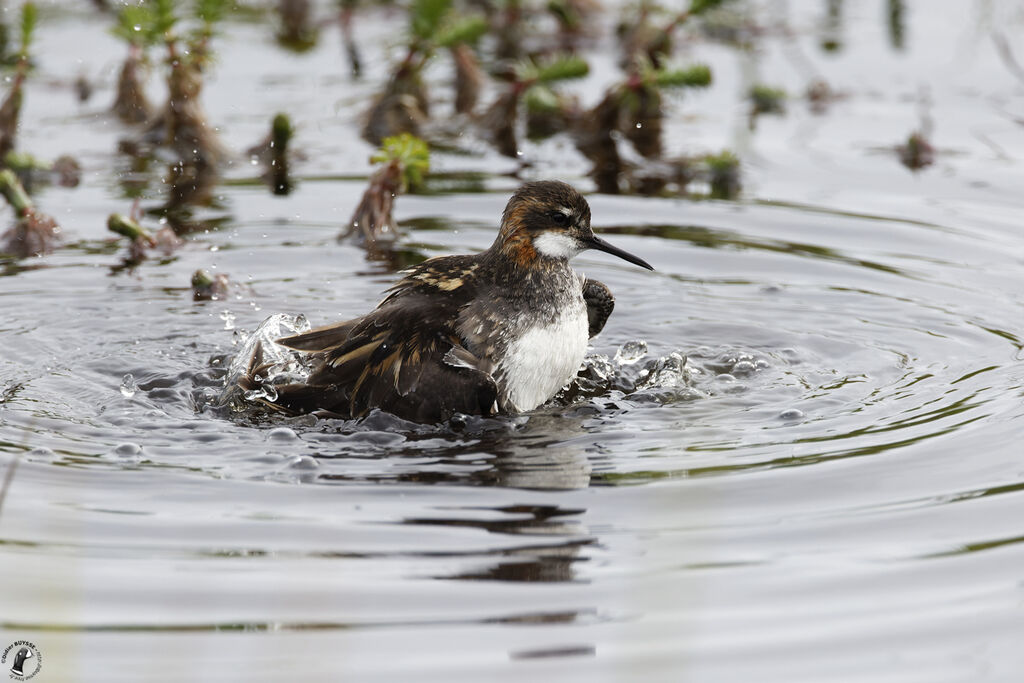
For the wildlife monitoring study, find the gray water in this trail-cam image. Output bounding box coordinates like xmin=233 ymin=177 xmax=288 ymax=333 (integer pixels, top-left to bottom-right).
xmin=2 ymin=2 xmax=1024 ymax=681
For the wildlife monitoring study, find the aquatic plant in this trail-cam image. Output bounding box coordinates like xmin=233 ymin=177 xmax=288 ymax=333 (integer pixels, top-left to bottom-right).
xmin=336 ymin=0 xmax=362 ymax=77
xmin=524 ymin=86 xmax=579 ymax=141
xmin=0 ymin=168 xmax=61 ymax=258
xmin=479 ymin=53 xmax=589 ymax=158
xmin=343 ymin=133 xmax=429 ymax=247
xmin=191 ymin=268 xmax=231 ymax=301
xmin=276 ymin=0 xmax=318 ymax=52
xmin=362 ymin=0 xmax=487 ymax=143
xmin=898 ymin=131 xmax=933 ymax=171
xmin=887 ymin=0 xmax=905 ymax=51
xmin=576 ymin=59 xmax=711 ymax=193
xmin=704 ymin=150 xmax=741 ymax=199
xmin=247 ymin=113 xmax=296 ymax=196
xmin=820 ymin=0 xmax=843 ymax=53
xmin=111 ymin=1 xmax=161 ymax=124
xmin=436 ymin=15 xmax=488 ymax=116
xmin=123 ymin=0 xmax=232 ymax=215
xmin=158 ymin=0 xmax=229 ymax=163
xmin=622 ymin=59 xmax=711 ymax=158
xmin=362 ymin=0 xmax=446 ymax=144
xmin=0 ymin=3 xmax=37 ymax=162
xmin=806 ymin=79 xmax=836 ymax=115
xmin=5 ymin=152 xmax=81 ymax=192
xmin=618 ymin=0 xmax=732 ymax=70
xmin=749 ymin=84 xmax=787 ymax=116
xmin=548 ymin=0 xmax=601 ymax=51
xmin=107 ymin=211 xmax=182 ymax=263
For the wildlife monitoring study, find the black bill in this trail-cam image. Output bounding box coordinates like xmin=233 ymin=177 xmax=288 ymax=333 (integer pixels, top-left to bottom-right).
xmin=585 ymin=235 xmax=655 ymax=270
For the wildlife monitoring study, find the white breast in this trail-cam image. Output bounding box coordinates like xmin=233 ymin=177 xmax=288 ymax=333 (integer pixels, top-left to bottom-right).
xmin=498 ymin=303 xmax=589 ymax=412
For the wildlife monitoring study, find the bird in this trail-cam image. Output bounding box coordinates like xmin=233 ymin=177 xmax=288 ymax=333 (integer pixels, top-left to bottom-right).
xmin=241 ymin=180 xmax=654 ymax=423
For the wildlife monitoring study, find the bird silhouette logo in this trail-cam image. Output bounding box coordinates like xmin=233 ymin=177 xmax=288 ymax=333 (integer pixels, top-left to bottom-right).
xmin=2 ymin=641 xmax=41 ymax=680
xmin=10 ymin=646 xmax=33 ymax=675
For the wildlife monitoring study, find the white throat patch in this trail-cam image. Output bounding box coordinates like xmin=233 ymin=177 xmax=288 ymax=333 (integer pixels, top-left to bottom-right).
xmin=534 ymin=231 xmax=583 ymax=260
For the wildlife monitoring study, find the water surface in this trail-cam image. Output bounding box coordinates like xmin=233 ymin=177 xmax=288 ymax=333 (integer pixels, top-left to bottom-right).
xmin=2 ymin=2 xmax=1024 ymax=681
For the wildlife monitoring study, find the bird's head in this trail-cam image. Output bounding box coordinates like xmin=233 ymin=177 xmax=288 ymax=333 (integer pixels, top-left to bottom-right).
xmin=495 ymin=181 xmax=654 ymax=271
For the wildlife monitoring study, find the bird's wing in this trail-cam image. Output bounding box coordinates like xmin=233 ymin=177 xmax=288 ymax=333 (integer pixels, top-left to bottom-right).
xmin=273 ymin=293 xmax=496 ymax=422
xmin=277 ymin=319 xmax=359 ymax=352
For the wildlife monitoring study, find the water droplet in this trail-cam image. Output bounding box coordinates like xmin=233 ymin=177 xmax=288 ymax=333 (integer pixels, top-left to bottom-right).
xmin=268 ymin=427 xmax=298 ymax=441
xmin=614 ymin=340 xmax=648 ymax=365
xmin=779 ymin=408 xmax=804 ymax=421
xmin=732 ymin=360 xmax=756 ymax=376
xmin=287 ymin=455 xmax=319 ymax=470
xmin=220 ymin=310 xmax=236 ymax=330
xmin=243 ymin=389 xmax=263 ymax=401
xmin=120 ymin=373 xmax=137 ymax=398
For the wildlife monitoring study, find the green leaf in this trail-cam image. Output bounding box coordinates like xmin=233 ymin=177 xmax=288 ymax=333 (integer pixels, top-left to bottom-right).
xmin=654 ymin=63 xmax=712 ymax=89
xmin=409 ymin=0 xmax=452 ymax=41
xmin=748 ymin=83 xmax=787 ymax=113
xmin=371 ymin=133 xmax=430 ymax=192
xmin=112 ymin=4 xmax=154 ymax=46
xmin=704 ymin=149 xmax=738 ymax=171
xmin=689 ymin=0 xmax=729 ymax=15
xmin=151 ymin=0 xmax=178 ymax=41
xmin=533 ymin=54 xmax=589 ymax=83
xmin=195 ymin=0 xmax=230 ymax=27
xmin=524 ymin=85 xmax=560 ymax=113
xmin=19 ymin=2 xmax=37 ymax=57
xmin=272 ymin=113 xmax=294 ymax=147
xmin=435 ymin=15 xmax=488 ymax=48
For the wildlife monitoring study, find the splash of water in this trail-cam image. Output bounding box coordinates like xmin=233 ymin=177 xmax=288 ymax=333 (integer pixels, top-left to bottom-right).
xmin=219 ymin=313 xmax=313 ymax=409
xmin=119 ymin=373 xmax=138 ymax=398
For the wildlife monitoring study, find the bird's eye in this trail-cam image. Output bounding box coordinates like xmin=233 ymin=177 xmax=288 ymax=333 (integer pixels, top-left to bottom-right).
xmin=549 ymin=211 xmax=570 ymax=227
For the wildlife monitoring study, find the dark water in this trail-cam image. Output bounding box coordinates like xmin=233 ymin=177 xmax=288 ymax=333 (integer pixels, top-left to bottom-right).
xmin=2 ymin=2 xmax=1024 ymax=681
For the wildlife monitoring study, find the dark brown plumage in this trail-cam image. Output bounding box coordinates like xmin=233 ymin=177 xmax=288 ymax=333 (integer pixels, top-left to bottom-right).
xmin=242 ymin=181 xmax=653 ymax=423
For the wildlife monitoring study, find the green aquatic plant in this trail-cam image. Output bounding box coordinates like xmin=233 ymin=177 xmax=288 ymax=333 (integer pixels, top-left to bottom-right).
xmin=887 ymin=0 xmax=905 ymax=50
xmin=622 ymin=58 xmax=711 ymax=158
xmin=480 ymin=53 xmax=589 ymax=157
xmin=547 ymin=0 xmax=601 ymax=50
xmin=343 ymin=133 xmax=430 ymax=247
xmin=749 ymin=84 xmax=787 ymax=116
xmin=898 ymin=131 xmax=933 ymax=171
xmin=363 ymin=0 xmax=488 ymax=143
xmin=269 ymin=113 xmax=295 ymax=195
xmin=107 ymin=211 xmax=182 ymax=263
xmin=820 ymin=0 xmax=843 ymax=53
xmin=111 ymin=5 xmax=156 ymax=124
xmin=437 ymin=14 xmax=488 ymax=115
xmin=0 ymin=2 xmax=37 ymax=163
xmin=0 ymin=168 xmax=61 ymax=258
xmin=276 ymin=0 xmax=318 ymax=52
xmin=119 ymin=0 xmax=232 ymax=215
xmin=191 ymin=268 xmax=231 ymax=301
xmin=4 ymin=151 xmax=81 ymax=192
xmin=704 ymin=150 xmax=741 ymax=199
xmin=247 ymin=113 xmax=297 ymax=196
xmin=617 ymin=0 xmax=734 ymax=70
xmin=575 ymin=57 xmax=711 ymax=193
xmin=336 ymin=0 xmax=362 ymax=77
